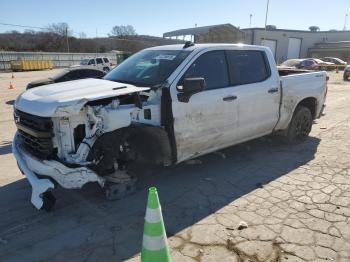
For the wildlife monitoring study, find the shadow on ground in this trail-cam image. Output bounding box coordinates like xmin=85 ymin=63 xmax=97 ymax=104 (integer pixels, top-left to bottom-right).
xmin=0 ymin=141 xmax=12 ymax=155
xmin=0 ymin=136 xmax=320 ymax=262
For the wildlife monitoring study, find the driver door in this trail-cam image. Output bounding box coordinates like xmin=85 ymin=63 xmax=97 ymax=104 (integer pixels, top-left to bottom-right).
xmin=171 ymin=50 xmax=240 ymax=163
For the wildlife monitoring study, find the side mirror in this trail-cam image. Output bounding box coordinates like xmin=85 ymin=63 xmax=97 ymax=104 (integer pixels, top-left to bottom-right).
xmin=177 ymin=77 xmax=206 ymax=102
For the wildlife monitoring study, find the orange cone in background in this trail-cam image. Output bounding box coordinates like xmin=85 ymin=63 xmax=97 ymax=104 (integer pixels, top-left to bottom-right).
xmin=8 ymin=82 xmax=14 ymax=89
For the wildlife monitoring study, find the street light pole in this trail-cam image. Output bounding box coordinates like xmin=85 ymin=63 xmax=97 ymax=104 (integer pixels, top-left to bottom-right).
xmin=249 ymin=14 xmax=252 ymax=28
xmin=263 ymin=0 xmax=270 ymax=41
xmin=344 ymin=13 xmax=348 ymax=30
xmin=261 ymin=0 xmax=270 ymax=47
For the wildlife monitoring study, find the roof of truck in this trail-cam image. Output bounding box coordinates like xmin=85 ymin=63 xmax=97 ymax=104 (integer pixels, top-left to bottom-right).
xmin=146 ymin=43 xmax=267 ymax=52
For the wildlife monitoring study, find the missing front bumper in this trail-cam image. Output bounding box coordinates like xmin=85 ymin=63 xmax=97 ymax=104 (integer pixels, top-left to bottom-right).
xmin=12 ymin=132 xmax=105 ymax=210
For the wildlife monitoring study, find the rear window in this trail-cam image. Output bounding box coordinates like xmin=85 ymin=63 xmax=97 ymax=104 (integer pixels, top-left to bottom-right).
xmin=96 ymin=58 xmax=103 ymax=64
xmin=103 ymin=58 xmax=109 ymax=63
xmin=226 ymin=50 xmax=270 ymax=85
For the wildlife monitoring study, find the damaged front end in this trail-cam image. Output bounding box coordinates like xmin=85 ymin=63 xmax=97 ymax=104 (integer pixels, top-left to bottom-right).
xmin=14 ymin=82 xmax=173 ymax=210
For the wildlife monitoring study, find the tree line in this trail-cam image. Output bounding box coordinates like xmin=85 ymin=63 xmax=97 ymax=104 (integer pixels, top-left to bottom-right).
xmin=0 ymin=23 xmax=153 ymax=53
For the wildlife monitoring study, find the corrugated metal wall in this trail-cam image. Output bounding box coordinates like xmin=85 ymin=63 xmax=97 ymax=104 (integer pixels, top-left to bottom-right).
xmin=0 ymin=51 xmax=126 ymax=71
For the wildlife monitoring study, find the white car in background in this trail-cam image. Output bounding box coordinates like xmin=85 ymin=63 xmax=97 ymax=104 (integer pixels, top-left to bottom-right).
xmin=72 ymin=57 xmax=112 ymax=72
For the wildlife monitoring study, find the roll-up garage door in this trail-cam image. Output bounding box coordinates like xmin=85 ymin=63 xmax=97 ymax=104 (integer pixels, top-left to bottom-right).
xmin=287 ymin=38 xmax=302 ymax=59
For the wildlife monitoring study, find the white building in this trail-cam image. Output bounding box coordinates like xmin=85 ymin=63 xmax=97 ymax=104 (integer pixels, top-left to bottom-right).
xmin=242 ymin=28 xmax=350 ymax=63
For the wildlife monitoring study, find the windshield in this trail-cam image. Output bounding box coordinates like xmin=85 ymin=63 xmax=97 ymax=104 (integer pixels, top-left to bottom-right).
xmin=104 ymin=49 xmax=191 ymax=87
xmin=80 ymin=59 xmax=90 ymax=65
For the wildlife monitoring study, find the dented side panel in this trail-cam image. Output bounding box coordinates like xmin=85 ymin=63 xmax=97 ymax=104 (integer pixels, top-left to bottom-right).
xmin=276 ymin=72 xmax=327 ymax=130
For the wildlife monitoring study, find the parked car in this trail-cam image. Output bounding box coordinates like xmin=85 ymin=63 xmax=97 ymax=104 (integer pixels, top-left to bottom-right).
xmin=13 ymin=43 xmax=327 ymax=210
xmin=322 ymin=57 xmax=347 ymax=66
xmin=344 ymin=65 xmax=350 ymax=80
xmin=71 ymin=57 xmax=112 ymax=72
xmin=26 ymin=68 xmax=105 ymax=90
xmin=281 ymin=58 xmax=334 ymax=71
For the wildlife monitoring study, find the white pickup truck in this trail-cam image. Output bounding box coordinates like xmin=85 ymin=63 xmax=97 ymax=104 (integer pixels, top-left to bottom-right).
xmin=13 ymin=43 xmax=327 ymax=210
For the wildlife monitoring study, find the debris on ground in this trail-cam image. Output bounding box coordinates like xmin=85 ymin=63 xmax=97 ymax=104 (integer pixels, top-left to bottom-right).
xmin=237 ymin=221 xmax=248 ymax=230
xmin=226 ymin=237 xmax=235 ymax=250
xmin=320 ymin=126 xmax=327 ymax=129
xmin=185 ymin=159 xmax=202 ymax=165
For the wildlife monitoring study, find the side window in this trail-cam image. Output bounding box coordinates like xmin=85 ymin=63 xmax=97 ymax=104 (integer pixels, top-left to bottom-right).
xmin=96 ymin=58 xmax=103 ymax=64
xmin=103 ymin=58 xmax=109 ymax=63
xmin=305 ymin=60 xmax=313 ymax=66
xmin=88 ymin=59 xmax=96 ymax=65
xmin=226 ymin=50 xmax=270 ymax=85
xmin=182 ymin=51 xmax=229 ymax=90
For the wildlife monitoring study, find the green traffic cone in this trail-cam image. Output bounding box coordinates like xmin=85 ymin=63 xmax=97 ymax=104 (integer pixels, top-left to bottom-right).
xmin=141 ymin=187 xmax=171 ymax=262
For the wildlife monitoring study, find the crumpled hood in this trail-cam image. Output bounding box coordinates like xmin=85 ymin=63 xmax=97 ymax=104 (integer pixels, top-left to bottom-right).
xmin=15 ymin=78 xmax=150 ymax=117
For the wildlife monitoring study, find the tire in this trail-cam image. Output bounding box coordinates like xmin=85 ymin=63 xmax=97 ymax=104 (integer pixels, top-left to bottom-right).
xmin=103 ymin=67 xmax=110 ymax=73
xmin=282 ymin=106 xmax=313 ymax=145
xmin=344 ymin=75 xmax=348 ymax=81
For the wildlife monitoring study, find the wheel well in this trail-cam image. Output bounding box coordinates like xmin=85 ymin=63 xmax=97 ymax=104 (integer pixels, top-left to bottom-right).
xmin=297 ymin=97 xmax=317 ymax=119
xmin=87 ymin=125 xmax=173 ymax=176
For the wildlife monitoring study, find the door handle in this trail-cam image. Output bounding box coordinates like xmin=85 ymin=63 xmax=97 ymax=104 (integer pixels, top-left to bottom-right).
xmin=268 ymin=88 xmax=279 ymax=94
xmin=223 ymin=95 xmax=237 ymax=101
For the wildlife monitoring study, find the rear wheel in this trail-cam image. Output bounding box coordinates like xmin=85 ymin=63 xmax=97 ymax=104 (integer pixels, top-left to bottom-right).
xmin=281 ymin=106 xmax=313 ymax=144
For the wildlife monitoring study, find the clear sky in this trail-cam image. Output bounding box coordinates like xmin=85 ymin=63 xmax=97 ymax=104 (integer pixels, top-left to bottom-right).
xmin=1 ymin=0 xmax=349 ymax=37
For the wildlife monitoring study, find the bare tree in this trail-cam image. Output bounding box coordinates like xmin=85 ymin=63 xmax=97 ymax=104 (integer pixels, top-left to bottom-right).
xmin=46 ymin=22 xmax=72 ymax=52
xmin=78 ymin=32 xmax=87 ymax=39
xmin=47 ymin=22 xmax=72 ymax=36
xmin=109 ymin=25 xmax=136 ymax=37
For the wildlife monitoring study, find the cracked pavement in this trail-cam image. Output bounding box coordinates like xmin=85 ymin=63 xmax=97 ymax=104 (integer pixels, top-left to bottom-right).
xmin=0 ymin=70 xmax=350 ymax=261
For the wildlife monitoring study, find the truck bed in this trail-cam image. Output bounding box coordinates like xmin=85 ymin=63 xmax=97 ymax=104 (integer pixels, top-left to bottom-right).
xmin=277 ymin=66 xmax=313 ymax=76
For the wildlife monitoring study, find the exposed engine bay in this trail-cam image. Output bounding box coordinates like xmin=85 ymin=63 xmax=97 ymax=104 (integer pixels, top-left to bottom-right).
xmin=14 ymin=84 xmax=175 ymax=208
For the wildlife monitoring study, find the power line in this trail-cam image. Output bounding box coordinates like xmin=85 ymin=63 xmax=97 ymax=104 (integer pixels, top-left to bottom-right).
xmin=0 ymin=22 xmax=47 ymax=30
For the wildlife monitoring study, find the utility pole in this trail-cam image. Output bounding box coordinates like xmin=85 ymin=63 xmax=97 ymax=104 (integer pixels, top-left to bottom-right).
xmin=95 ymin=28 xmax=98 ymax=56
xmin=344 ymin=13 xmax=348 ymax=30
xmin=249 ymin=14 xmax=252 ymax=28
xmin=66 ymin=26 xmax=69 ymax=53
xmin=263 ymin=0 xmax=270 ymax=43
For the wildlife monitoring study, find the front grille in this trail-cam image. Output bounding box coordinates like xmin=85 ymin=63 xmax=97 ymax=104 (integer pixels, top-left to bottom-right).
xmin=15 ymin=110 xmax=55 ymax=159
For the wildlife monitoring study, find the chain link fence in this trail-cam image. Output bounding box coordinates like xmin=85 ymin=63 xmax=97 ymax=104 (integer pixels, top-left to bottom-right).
xmin=0 ymin=51 xmax=130 ymax=71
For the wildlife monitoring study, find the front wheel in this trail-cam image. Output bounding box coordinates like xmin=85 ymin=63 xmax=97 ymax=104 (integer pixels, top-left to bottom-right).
xmin=281 ymin=106 xmax=313 ymax=145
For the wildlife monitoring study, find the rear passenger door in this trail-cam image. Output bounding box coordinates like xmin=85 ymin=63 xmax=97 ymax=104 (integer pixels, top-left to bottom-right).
xmin=225 ymin=50 xmax=280 ymax=141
